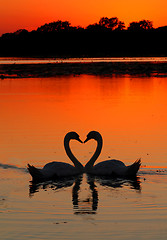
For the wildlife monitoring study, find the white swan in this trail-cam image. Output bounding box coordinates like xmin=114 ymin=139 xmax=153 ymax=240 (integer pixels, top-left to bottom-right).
xmin=84 ymin=131 xmax=141 ymax=177
xmin=27 ymin=132 xmax=84 ymax=181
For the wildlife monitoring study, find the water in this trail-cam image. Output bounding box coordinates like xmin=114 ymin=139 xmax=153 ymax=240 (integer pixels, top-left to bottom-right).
xmin=0 ymin=71 xmax=167 ymax=239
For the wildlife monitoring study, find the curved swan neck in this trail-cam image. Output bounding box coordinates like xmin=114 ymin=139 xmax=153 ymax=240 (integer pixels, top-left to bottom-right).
xmin=85 ymin=134 xmax=103 ymax=172
xmin=64 ymin=135 xmax=84 ymax=171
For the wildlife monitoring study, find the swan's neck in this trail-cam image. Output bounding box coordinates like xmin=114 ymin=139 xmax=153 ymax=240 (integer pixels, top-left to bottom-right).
xmin=64 ymin=137 xmax=84 ymax=172
xmin=85 ymin=136 xmax=103 ymax=172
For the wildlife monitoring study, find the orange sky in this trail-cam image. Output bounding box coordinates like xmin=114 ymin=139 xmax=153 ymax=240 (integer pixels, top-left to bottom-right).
xmin=0 ymin=0 xmax=167 ymax=35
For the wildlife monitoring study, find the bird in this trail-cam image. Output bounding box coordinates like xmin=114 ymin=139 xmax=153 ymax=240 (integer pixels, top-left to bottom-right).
xmin=84 ymin=131 xmax=141 ymax=178
xmin=27 ymin=132 xmax=84 ymax=181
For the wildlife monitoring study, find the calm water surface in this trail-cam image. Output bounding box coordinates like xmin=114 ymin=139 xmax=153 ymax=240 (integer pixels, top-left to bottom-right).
xmin=0 ymin=74 xmax=167 ymax=239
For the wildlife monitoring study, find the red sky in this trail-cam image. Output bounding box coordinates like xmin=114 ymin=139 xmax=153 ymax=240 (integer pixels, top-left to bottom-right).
xmin=0 ymin=0 xmax=167 ymax=35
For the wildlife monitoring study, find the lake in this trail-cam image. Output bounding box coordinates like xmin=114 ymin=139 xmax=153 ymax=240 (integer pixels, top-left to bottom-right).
xmin=0 ymin=71 xmax=167 ymax=239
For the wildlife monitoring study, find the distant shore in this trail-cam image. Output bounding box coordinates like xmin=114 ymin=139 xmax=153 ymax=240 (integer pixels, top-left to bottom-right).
xmin=1 ymin=61 xmax=167 ymax=79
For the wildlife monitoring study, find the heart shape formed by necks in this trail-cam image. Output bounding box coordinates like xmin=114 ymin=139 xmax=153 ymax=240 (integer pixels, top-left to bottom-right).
xmin=27 ymin=130 xmax=140 ymax=181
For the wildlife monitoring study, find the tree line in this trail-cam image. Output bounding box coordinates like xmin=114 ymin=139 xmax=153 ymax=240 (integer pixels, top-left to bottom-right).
xmin=1 ymin=17 xmax=155 ymax=36
xmin=0 ymin=17 xmax=167 ymax=57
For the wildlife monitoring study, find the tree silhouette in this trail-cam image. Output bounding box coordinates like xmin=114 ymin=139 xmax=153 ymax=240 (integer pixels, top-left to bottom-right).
xmin=0 ymin=17 xmax=167 ymax=57
xmin=99 ymin=17 xmax=120 ymax=30
xmin=128 ymin=20 xmax=153 ymax=31
xmin=37 ymin=20 xmax=71 ymax=32
xmin=86 ymin=17 xmax=125 ymax=31
xmin=116 ymin=21 xmax=125 ymax=31
xmin=86 ymin=23 xmax=103 ymax=31
xmin=139 ymin=20 xmax=153 ymax=30
xmin=14 ymin=29 xmax=29 ymax=35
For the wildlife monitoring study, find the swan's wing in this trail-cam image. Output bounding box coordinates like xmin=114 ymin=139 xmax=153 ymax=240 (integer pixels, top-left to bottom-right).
xmin=93 ymin=159 xmax=126 ymax=176
xmin=107 ymin=159 xmax=126 ymax=167
xmin=42 ymin=161 xmax=77 ymax=177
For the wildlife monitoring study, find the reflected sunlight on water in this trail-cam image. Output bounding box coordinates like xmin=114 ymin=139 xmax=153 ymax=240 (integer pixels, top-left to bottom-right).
xmin=0 ymin=57 xmax=167 ymax=64
xmin=0 ymin=74 xmax=167 ymax=239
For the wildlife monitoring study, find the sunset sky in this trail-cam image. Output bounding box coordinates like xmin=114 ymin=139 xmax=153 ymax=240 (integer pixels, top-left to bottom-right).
xmin=0 ymin=0 xmax=167 ymax=36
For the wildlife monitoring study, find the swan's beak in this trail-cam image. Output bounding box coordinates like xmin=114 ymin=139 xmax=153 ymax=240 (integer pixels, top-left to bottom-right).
xmin=78 ymin=138 xmax=83 ymax=143
xmin=84 ymin=137 xmax=89 ymax=143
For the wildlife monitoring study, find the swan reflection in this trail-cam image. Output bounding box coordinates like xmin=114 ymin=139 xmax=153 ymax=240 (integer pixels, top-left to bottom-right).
xmin=29 ymin=176 xmax=77 ymax=197
xmin=94 ymin=175 xmax=141 ymax=191
xmin=29 ymin=174 xmax=141 ymax=214
xmin=72 ymin=174 xmax=98 ymax=215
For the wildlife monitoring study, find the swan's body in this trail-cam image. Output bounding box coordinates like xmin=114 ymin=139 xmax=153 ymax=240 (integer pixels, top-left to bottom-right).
xmin=27 ymin=132 xmax=84 ymax=181
xmin=84 ymin=131 xmax=141 ymax=177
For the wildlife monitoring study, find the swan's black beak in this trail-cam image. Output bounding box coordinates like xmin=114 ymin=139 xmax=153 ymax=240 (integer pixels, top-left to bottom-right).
xmin=84 ymin=137 xmax=89 ymax=143
xmin=78 ymin=138 xmax=83 ymax=143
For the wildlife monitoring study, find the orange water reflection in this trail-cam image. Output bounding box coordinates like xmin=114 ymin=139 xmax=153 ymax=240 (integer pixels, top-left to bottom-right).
xmin=0 ymin=75 xmax=167 ymax=168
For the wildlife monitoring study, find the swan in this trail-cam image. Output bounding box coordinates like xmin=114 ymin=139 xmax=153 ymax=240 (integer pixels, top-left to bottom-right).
xmin=27 ymin=132 xmax=84 ymax=181
xmin=84 ymin=131 xmax=141 ymax=178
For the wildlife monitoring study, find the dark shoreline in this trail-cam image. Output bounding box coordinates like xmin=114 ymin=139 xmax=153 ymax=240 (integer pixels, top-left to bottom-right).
xmin=0 ymin=61 xmax=167 ymax=79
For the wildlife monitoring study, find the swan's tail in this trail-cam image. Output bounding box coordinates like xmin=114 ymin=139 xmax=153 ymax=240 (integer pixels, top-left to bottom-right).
xmin=126 ymin=159 xmax=141 ymax=177
xmin=27 ymin=164 xmax=44 ymax=181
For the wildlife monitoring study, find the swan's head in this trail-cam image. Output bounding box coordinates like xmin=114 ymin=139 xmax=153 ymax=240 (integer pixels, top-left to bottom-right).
xmin=66 ymin=131 xmax=83 ymax=143
xmin=84 ymin=131 xmax=101 ymax=143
